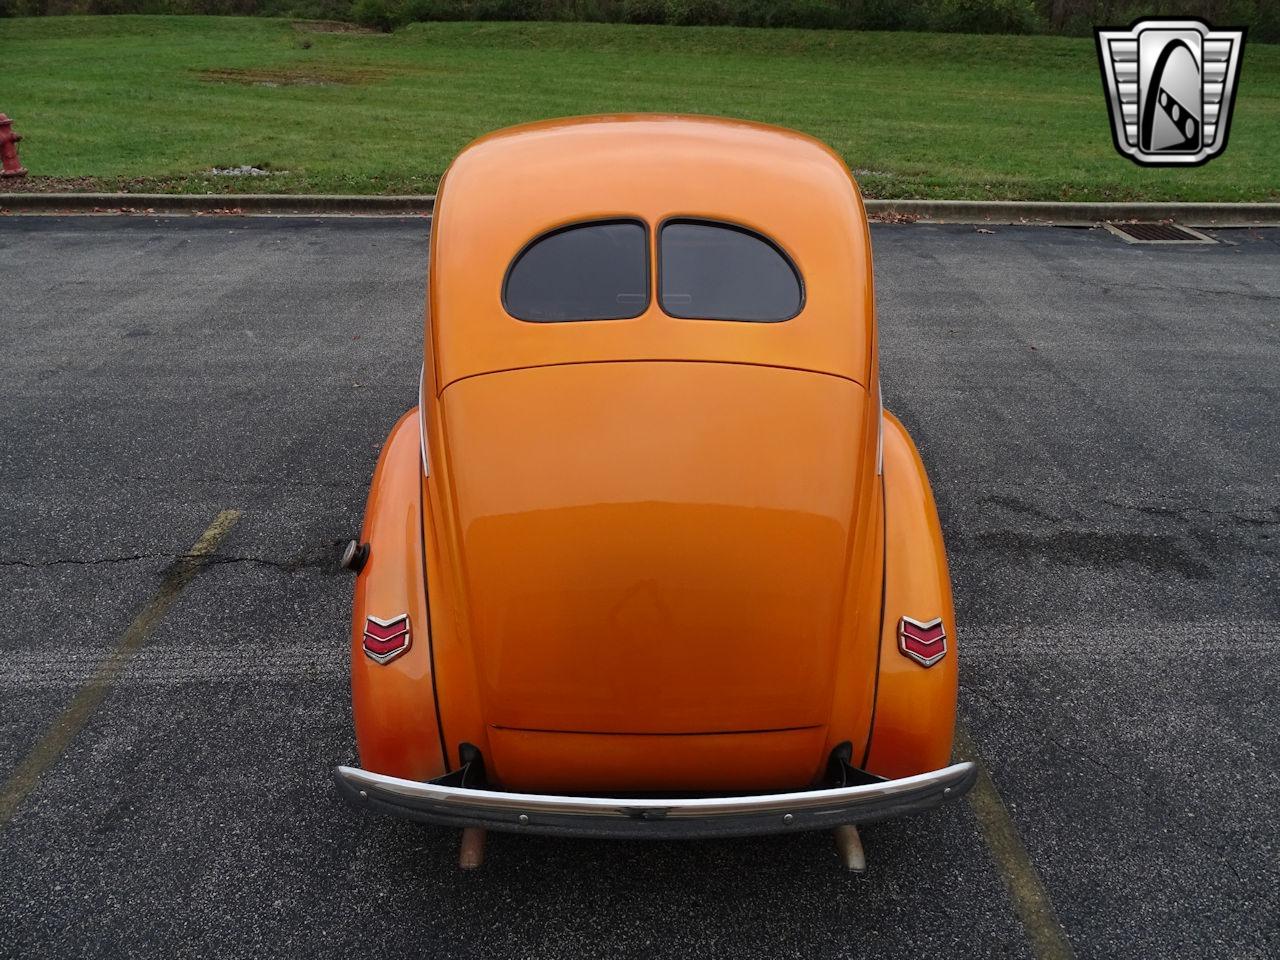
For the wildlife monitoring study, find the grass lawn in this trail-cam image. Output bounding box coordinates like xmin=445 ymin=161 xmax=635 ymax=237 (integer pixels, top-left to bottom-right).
xmin=2 ymin=15 xmax=1278 ymax=201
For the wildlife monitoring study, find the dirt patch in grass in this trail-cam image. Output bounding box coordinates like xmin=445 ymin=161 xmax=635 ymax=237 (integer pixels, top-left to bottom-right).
xmin=0 ymin=176 xmax=103 ymax=193
xmin=10 ymin=19 xmax=1279 ymax=202
xmin=197 ymin=65 xmax=392 ymax=86
xmin=291 ymin=20 xmax=382 ymax=34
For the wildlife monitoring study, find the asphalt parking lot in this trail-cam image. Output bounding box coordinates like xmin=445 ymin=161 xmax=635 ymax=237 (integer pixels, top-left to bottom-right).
xmin=1 ymin=215 xmax=1277 ymax=960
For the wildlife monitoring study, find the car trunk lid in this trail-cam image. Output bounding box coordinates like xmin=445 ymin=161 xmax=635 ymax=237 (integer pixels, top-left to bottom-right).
xmin=438 ymin=360 xmax=869 ymax=735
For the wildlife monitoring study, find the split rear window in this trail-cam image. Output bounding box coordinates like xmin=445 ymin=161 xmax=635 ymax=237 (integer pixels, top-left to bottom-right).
xmin=659 ymin=220 xmax=803 ymax=322
xmin=503 ymin=220 xmax=649 ymax=323
xmin=502 ymin=217 xmax=803 ymax=323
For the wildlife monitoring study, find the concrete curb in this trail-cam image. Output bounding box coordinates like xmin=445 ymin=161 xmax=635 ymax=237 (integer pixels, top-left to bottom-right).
xmin=864 ymin=199 xmax=1280 ymax=226
xmin=0 ymin=193 xmax=437 ymax=217
xmin=2 ymin=193 xmax=1279 ymax=226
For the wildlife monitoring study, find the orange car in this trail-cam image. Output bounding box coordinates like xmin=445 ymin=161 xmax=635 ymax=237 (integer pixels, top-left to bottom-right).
xmin=334 ymin=115 xmax=974 ymax=868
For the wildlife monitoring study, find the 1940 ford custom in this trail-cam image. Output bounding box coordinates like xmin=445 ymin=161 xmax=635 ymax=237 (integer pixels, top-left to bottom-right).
xmin=334 ymin=116 xmax=974 ymax=869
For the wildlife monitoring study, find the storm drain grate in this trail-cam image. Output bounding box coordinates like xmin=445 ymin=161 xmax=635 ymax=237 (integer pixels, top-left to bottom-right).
xmin=1104 ymin=222 xmax=1217 ymax=244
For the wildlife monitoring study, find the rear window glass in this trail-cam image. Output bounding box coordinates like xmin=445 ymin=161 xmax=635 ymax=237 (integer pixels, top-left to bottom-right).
xmin=503 ymin=220 xmax=649 ymax=322
xmin=659 ymin=220 xmax=803 ymax=322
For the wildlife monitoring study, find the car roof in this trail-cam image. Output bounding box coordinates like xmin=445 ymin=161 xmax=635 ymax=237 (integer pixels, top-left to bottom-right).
xmin=428 ymin=115 xmax=875 ymax=392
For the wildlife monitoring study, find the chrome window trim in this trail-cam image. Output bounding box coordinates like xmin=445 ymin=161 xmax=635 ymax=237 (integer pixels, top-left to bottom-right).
xmin=875 ymin=379 xmax=884 ymax=476
xmin=419 ymin=363 xmax=430 ymax=477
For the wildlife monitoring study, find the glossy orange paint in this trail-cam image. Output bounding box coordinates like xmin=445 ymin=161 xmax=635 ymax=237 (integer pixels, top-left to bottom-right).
xmin=440 ymin=361 xmax=868 ymax=745
xmin=488 ymin=727 xmax=830 ymax=795
xmin=428 ymin=115 xmax=876 ymax=391
xmin=350 ymin=409 xmax=446 ymax=782
xmin=349 ymin=115 xmax=958 ymax=793
xmin=863 ymin=412 xmax=959 ymax=779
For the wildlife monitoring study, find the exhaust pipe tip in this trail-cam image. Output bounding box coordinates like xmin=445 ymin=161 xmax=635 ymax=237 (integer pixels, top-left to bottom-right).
xmin=340 ymin=539 xmax=369 ymax=574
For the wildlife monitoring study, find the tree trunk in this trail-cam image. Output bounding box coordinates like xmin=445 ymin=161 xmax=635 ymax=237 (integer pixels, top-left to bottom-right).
xmin=1051 ymin=0 xmax=1070 ymax=30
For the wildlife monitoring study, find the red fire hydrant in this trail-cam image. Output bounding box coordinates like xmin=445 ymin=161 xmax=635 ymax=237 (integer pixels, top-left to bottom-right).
xmin=0 ymin=114 xmax=28 ymax=179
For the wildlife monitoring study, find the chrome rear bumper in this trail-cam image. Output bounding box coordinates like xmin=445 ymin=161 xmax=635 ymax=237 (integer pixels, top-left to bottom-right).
xmin=334 ymin=761 xmax=977 ymax=839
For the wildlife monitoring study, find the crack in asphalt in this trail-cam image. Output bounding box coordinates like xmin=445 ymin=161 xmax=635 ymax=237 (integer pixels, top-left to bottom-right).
xmin=0 ymin=552 xmax=337 ymax=572
xmin=0 ymin=554 xmax=163 ymax=568
xmin=971 ymin=492 xmax=1279 ymax=529
xmin=1100 ymin=498 xmax=1280 ymax=525
xmin=205 ymin=553 xmax=335 ymax=572
xmin=0 ymin=473 xmax=366 ymax=490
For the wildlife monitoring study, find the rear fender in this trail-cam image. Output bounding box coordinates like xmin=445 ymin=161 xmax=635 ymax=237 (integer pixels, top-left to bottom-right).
xmin=351 ymin=409 xmax=447 ymax=782
xmin=864 ymin=411 xmax=959 ymax=779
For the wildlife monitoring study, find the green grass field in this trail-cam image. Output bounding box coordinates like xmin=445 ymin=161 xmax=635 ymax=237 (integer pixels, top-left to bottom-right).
xmin=3 ymin=16 xmax=1278 ymax=201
